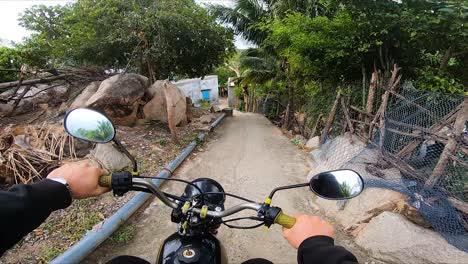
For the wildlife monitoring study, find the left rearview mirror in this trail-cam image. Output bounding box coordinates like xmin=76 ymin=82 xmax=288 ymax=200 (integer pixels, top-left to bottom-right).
xmin=64 ymin=108 xmax=115 ymax=143
xmin=309 ymin=169 xmax=364 ymax=200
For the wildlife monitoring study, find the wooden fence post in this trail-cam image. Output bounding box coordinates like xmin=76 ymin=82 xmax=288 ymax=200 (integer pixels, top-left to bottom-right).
xmin=320 ymin=92 xmax=341 ymax=145
xmin=365 ymin=71 xmax=378 ymax=136
xmin=426 ymin=98 xmax=468 ymax=186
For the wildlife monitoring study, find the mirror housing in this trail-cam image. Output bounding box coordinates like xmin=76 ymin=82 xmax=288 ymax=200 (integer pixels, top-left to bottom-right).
xmin=309 ymin=169 xmax=364 ymax=200
xmin=64 ymin=108 xmax=115 ymax=143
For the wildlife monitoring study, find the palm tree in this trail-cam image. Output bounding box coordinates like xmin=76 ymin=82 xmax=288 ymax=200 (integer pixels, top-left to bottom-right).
xmin=209 ymin=0 xmax=272 ymax=45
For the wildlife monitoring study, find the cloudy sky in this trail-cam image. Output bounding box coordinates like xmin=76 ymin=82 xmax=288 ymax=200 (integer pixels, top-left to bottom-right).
xmin=0 ymin=0 xmax=252 ymax=48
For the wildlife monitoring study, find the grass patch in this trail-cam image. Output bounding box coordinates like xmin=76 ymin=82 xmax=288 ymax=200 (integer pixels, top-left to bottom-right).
xmin=199 ymin=100 xmax=211 ymax=110
xmin=159 ymin=138 xmax=167 ymax=146
xmin=109 ymin=225 xmax=136 ymax=244
xmin=38 ymin=244 xmax=62 ymax=262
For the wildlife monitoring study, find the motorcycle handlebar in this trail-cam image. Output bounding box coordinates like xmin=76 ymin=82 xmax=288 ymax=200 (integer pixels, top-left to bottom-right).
xmin=104 ymin=174 xmax=290 ymax=226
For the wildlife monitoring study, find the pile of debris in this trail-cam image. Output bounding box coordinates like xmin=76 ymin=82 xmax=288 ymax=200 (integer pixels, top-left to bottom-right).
xmin=0 ymin=123 xmax=83 ymax=185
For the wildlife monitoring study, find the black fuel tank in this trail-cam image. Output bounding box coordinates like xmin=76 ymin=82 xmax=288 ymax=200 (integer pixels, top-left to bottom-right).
xmin=157 ymin=233 xmax=222 ymax=264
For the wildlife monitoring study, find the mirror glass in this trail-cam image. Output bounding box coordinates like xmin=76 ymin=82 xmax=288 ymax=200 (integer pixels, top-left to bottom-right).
xmin=309 ymin=169 xmax=364 ymax=199
xmin=64 ymin=108 xmax=115 ymax=143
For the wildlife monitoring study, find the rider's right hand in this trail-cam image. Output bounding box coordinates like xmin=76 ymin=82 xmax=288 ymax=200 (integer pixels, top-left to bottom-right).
xmin=282 ymin=214 xmax=334 ymax=249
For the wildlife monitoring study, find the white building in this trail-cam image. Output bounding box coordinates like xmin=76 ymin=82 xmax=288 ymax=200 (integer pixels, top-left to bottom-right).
xmin=173 ymin=75 xmax=219 ymax=106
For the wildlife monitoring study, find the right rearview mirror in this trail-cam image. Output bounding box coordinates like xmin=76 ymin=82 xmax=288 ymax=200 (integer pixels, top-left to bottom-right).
xmin=309 ymin=169 xmax=364 ymax=200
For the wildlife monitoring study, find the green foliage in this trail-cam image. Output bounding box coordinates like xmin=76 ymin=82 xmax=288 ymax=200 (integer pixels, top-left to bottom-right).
xmin=416 ymin=67 xmax=465 ymax=94
xmin=0 ymin=47 xmax=22 ymax=82
xmin=291 ymin=137 xmax=300 ymax=145
xmin=17 ymin=0 xmax=234 ymax=79
xmin=212 ymin=65 xmax=233 ymax=88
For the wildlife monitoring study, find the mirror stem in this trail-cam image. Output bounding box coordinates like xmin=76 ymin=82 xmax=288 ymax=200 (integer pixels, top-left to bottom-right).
xmin=268 ymin=183 xmax=309 ymax=199
xmin=113 ymin=138 xmax=138 ymax=174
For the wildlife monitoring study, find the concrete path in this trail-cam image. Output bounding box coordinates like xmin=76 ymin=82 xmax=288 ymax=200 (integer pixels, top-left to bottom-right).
xmin=85 ymin=112 xmax=369 ymax=264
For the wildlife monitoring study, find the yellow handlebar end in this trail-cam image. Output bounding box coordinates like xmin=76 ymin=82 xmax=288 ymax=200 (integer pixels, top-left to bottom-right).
xmin=274 ymin=211 xmax=296 ymax=229
xmin=264 ymin=198 xmax=272 ymax=205
xmin=98 ymin=175 xmax=112 ymax=188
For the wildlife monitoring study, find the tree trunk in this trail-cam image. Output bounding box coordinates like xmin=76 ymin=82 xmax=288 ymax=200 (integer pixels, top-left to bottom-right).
xmin=282 ymin=81 xmax=294 ymax=129
xmin=440 ymin=46 xmax=453 ymax=71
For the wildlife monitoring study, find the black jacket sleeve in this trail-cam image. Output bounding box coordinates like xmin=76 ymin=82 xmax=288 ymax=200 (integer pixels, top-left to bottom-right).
xmin=297 ymin=236 xmax=358 ymax=264
xmin=0 ymin=179 xmax=72 ymax=256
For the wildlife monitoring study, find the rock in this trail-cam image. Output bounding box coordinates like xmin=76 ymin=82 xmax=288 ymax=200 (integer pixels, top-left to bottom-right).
xmin=315 ymin=187 xmax=407 ymax=226
xmin=0 ymin=103 xmax=13 ymax=114
xmin=355 ymin=212 xmax=468 ymax=264
xmin=210 ymin=105 xmax=222 ymax=113
xmin=70 ymin=81 xmax=101 ymax=109
xmin=305 ymin=136 xmax=320 ymax=150
xmin=198 ymin=114 xmax=216 ymax=124
xmin=86 ymin=73 xmax=149 ymax=120
xmin=143 ymin=80 xmax=187 ymax=126
xmin=307 ymin=134 xmax=366 ymax=180
xmin=90 ymin=143 xmax=131 ymax=171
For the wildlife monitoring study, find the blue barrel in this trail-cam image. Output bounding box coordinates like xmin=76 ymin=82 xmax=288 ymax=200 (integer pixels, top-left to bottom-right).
xmin=202 ymin=89 xmax=211 ymax=100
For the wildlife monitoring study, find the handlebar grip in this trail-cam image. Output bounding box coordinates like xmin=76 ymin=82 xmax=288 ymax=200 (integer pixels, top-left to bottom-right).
xmin=275 ymin=211 xmax=296 ymax=229
xmin=99 ymin=175 xmax=112 ymax=188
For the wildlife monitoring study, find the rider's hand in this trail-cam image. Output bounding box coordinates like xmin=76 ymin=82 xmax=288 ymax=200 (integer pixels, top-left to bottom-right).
xmin=282 ymin=214 xmax=334 ymax=249
xmin=47 ymin=162 xmax=109 ymax=199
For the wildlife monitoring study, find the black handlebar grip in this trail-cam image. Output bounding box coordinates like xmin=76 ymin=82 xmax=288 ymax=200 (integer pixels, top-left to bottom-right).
xmin=99 ymin=175 xmax=112 ymax=188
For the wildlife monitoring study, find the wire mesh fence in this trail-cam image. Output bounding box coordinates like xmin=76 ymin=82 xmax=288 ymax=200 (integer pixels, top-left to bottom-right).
xmin=344 ymin=81 xmax=468 ymax=252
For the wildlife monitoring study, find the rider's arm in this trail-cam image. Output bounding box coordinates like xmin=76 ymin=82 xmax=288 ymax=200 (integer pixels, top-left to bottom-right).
xmin=297 ymin=236 xmax=358 ymax=264
xmin=0 ymin=162 xmax=108 ymax=256
xmin=0 ymin=179 xmax=72 ymax=255
xmin=282 ymin=214 xmax=358 ymax=264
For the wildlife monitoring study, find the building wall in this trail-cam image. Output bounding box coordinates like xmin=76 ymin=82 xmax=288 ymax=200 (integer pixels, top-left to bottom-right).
xmin=173 ymin=75 xmax=219 ymax=105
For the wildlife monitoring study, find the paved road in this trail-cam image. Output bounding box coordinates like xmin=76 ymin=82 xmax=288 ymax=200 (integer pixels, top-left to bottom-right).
xmin=85 ymin=111 xmax=368 ymax=263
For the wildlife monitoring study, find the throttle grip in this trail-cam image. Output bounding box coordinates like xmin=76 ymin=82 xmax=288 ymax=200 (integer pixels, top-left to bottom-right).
xmin=275 ymin=211 xmax=296 ymax=229
xmin=99 ymin=175 xmax=112 ymax=188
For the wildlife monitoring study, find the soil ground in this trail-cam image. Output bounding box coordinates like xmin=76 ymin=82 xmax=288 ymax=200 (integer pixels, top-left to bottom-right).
xmin=84 ymin=111 xmax=372 ymax=264
xmin=0 ymin=108 xmax=216 ymax=264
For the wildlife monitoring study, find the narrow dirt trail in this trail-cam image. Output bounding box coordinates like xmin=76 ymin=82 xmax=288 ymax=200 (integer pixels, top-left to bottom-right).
xmin=85 ymin=111 xmax=369 ymax=263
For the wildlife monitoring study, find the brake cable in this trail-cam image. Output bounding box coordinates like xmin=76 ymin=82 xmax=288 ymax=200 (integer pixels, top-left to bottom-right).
xmin=133 ymin=176 xmax=205 ymax=202
xmin=222 ymin=216 xmax=265 ymax=229
xmin=189 ymin=191 xmax=255 ymax=203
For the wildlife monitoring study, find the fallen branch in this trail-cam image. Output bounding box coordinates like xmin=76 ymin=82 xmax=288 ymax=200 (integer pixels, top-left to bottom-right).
xmin=0 ymin=74 xmax=70 ymax=91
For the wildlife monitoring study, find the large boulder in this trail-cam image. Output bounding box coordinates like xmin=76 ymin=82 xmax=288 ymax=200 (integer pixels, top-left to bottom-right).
xmin=90 ymin=143 xmax=131 ymax=171
xmin=355 ymin=212 xmax=468 ymax=264
xmin=69 ymin=81 xmax=101 ymax=109
xmin=86 ymin=73 xmax=149 ymax=120
xmin=143 ymin=80 xmax=187 ymax=126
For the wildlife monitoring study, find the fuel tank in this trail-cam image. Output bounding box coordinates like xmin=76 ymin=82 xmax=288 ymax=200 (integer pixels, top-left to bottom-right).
xmin=157 ymin=232 xmax=223 ymax=264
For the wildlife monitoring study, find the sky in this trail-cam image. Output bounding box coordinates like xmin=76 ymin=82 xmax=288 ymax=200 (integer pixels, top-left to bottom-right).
xmin=0 ymin=0 xmax=253 ymax=49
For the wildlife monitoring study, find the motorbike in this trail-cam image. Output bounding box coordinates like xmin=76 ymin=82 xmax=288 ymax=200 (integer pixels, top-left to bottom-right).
xmin=63 ymin=108 xmax=365 ymax=264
